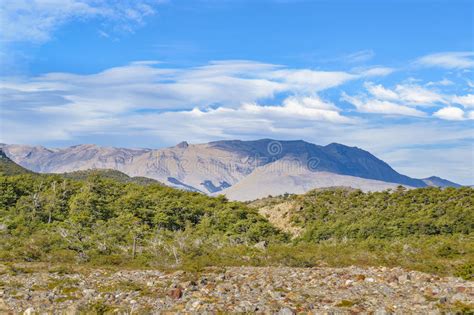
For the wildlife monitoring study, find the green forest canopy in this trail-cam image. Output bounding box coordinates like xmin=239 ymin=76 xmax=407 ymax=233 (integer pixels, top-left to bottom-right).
xmin=0 ymin=159 xmax=472 ymax=277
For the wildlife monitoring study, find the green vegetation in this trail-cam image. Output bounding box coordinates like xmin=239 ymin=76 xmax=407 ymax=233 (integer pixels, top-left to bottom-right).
xmin=0 ymin=163 xmax=473 ymax=278
xmin=0 ymin=150 xmax=32 ymax=176
xmin=0 ymin=172 xmax=285 ymax=268
xmin=61 ymin=169 xmax=160 ymax=186
xmin=292 ymin=187 xmax=473 ymax=241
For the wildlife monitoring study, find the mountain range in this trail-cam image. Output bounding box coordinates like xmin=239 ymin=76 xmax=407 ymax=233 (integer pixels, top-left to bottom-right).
xmin=0 ymin=139 xmax=461 ymax=201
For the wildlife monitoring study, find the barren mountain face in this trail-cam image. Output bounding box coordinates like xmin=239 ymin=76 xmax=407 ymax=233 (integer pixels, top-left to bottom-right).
xmin=0 ymin=139 xmax=440 ymax=201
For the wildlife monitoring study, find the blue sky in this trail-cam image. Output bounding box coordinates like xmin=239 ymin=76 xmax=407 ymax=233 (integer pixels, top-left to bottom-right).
xmin=0 ymin=0 xmax=473 ymax=184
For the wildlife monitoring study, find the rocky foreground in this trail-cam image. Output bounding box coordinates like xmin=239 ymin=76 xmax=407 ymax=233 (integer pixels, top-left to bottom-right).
xmin=0 ymin=264 xmax=472 ymax=314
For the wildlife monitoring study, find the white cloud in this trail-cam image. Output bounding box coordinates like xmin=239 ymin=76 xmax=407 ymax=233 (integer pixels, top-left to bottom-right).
xmin=282 ymin=95 xmax=339 ymax=111
xmin=341 ymin=92 xmax=426 ymax=117
xmin=416 ymin=52 xmax=474 ymax=69
xmin=1 ymin=60 xmax=385 ymax=117
xmin=452 ymin=94 xmax=474 ymax=108
xmin=433 ymin=107 xmax=465 ymax=121
xmin=394 ymin=84 xmax=446 ymax=106
xmin=364 ymin=82 xmax=399 ymax=101
xmin=426 ymin=78 xmax=454 ymax=87
xmin=358 ymin=67 xmax=395 ymax=77
xmin=1 ymin=61 xmax=366 ymax=145
xmin=345 ymin=50 xmax=375 ymax=63
xmin=241 ymin=95 xmax=353 ymax=124
xmin=364 ymin=82 xmax=446 ymax=106
xmin=0 ymin=0 xmax=163 ymax=43
xmin=268 ymin=69 xmax=357 ymax=92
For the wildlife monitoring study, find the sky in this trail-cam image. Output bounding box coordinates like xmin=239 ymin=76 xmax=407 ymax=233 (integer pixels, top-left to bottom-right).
xmin=0 ymin=0 xmax=473 ymax=184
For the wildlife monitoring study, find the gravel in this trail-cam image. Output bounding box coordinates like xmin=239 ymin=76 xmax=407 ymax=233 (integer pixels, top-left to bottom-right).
xmin=0 ymin=264 xmax=472 ymax=314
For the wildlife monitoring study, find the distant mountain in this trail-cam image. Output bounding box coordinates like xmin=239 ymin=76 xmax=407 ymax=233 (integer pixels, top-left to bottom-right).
xmin=422 ymin=176 xmax=462 ymax=188
xmin=0 ymin=148 xmax=161 ymax=186
xmin=1 ymin=139 xmax=453 ymax=200
xmin=219 ymin=158 xmax=403 ymax=201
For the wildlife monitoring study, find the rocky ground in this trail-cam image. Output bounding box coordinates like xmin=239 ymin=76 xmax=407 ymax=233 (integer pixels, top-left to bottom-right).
xmin=0 ymin=263 xmax=472 ymax=314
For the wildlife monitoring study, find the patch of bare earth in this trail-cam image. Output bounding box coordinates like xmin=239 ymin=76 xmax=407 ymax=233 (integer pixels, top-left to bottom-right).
xmin=256 ymin=200 xmax=302 ymax=237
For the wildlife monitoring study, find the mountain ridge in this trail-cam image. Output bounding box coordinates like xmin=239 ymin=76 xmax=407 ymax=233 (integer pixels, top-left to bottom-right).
xmin=0 ymin=140 xmax=462 ymax=200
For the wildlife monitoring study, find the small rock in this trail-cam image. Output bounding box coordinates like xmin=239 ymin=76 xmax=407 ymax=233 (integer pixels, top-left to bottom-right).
xmin=451 ymin=293 xmax=465 ymax=302
xmin=413 ymin=295 xmax=425 ymax=303
xmin=0 ymin=299 xmax=9 ymax=311
xmin=83 ymin=289 xmax=96 ymax=297
xmin=456 ymin=286 xmax=466 ymax=293
xmin=355 ymin=274 xmax=366 ymax=281
xmin=168 ymin=287 xmax=183 ymax=299
xmin=253 ymin=241 xmax=268 ymax=250
xmin=278 ymin=307 xmax=295 ymax=315
xmin=397 ymin=274 xmax=411 ymax=282
xmin=23 ymin=307 xmax=35 ymax=315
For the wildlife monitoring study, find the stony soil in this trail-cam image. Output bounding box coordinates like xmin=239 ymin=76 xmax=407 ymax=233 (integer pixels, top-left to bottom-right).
xmin=0 ymin=264 xmax=472 ymax=314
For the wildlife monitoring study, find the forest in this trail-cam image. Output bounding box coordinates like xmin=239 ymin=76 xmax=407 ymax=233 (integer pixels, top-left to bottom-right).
xmin=0 ymin=157 xmax=473 ymax=279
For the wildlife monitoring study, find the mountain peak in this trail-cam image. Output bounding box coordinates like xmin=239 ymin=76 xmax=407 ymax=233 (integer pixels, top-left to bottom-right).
xmin=422 ymin=176 xmax=461 ymax=188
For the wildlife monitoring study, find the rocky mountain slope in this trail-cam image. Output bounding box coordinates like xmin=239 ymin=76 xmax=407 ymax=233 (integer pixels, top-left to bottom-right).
xmin=0 ymin=139 xmax=461 ymax=200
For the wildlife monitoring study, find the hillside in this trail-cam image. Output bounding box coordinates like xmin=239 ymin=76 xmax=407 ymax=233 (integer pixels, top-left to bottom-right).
xmin=250 ymin=187 xmax=474 ymax=241
xmin=61 ymin=169 xmax=161 ymax=185
xmin=1 ymin=167 xmax=472 ymax=278
xmin=0 ymin=149 xmax=32 ymax=176
xmin=1 ymin=139 xmax=455 ymax=201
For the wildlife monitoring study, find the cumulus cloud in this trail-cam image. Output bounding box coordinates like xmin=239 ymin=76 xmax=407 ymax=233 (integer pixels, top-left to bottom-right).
xmin=416 ymin=52 xmax=474 ymax=69
xmin=0 ymin=0 xmax=164 ymax=43
xmin=433 ymin=107 xmax=466 ymax=121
